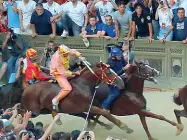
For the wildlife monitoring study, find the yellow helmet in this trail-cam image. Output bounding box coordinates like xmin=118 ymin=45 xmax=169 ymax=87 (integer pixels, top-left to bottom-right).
xmin=26 ymin=48 xmax=37 ymax=58
xmin=58 ymin=45 xmax=69 ymax=54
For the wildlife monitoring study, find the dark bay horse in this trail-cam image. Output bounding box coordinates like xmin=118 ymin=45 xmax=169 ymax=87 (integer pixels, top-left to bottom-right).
xmin=173 ymin=85 xmax=187 ymax=135
xmin=88 ymin=61 xmax=183 ymax=140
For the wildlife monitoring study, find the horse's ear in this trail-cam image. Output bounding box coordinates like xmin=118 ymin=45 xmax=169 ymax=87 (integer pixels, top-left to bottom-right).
xmin=132 ymin=60 xmax=138 ymax=66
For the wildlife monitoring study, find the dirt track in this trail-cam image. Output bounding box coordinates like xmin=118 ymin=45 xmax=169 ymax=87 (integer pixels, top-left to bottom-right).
xmin=30 ymin=92 xmax=187 ymax=140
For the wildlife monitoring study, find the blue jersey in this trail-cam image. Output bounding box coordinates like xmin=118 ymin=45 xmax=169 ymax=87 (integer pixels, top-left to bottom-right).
xmin=108 ymin=56 xmax=127 ymax=76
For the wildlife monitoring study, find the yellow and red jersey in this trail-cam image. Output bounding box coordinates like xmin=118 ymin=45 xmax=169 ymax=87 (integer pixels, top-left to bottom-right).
xmin=23 ymin=58 xmax=50 ymax=82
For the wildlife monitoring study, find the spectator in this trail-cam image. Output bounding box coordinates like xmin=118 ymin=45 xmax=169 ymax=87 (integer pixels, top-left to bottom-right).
xmin=161 ymin=7 xmax=187 ymax=42
xmin=166 ymin=0 xmax=179 ymax=19
xmin=0 ymin=8 xmax=8 ymax=33
xmin=122 ymin=41 xmax=135 ymax=64
xmin=142 ymin=0 xmax=152 ymax=14
xmin=3 ymin=0 xmax=20 ymax=34
xmin=81 ymin=15 xmax=102 ymax=47
xmin=179 ymin=0 xmax=187 ymax=17
xmin=43 ymin=0 xmax=63 ymax=35
xmin=0 ymin=52 xmax=7 ymax=81
xmin=113 ymin=1 xmax=132 ymax=39
xmin=131 ymin=3 xmax=153 ymax=43
xmin=51 ymin=0 xmax=88 ymax=37
xmin=30 ymin=3 xmax=56 ymax=38
xmin=17 ymin=0 xmax=36 ymax=35
xmin=39 ymin=40 xmax=58 ymax=68
xmin=155 ymin=0 xmax=173 ymax=41
xmin=87 ymin=0 xmax=96 ymax=16
xmin=90 ymin=0 xmax=118 ymax=24
xmin=70 ymin=130 xmax=81 ymax=140
xmin=77 ymin=131 xmax=95 ymax=140
xmin=100 ymin=15 xmax=119 ymax=40
xmin=2 ymin=30 xmax=29 ymax=83
xmin=151 ymin=0 xmax=159 ymax=40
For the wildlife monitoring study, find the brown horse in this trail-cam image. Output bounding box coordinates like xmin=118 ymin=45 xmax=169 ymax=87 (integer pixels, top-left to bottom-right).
xmin=87 ymin=61 xmax=183 ymax=140
xmin=173 ymin=85 xmax=187 ymax=135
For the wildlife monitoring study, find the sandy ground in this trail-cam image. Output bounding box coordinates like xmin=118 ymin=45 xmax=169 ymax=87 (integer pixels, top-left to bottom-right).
xmin=29 ymin=92 xmax=187 ymax=140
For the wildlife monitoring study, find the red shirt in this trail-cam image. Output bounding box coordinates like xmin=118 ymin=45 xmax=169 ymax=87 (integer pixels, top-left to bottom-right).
xmin=23 ymin=58 xmax=50 ymax=82
xmin=0 ymin=18 xmax=8 ymax=33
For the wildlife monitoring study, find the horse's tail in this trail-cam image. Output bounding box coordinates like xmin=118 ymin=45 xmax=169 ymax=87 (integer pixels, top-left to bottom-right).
xmin=173 ymin=92 xmax=182 ymax=106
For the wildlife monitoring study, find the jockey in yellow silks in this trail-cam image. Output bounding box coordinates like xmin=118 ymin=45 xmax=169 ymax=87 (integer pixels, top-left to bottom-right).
xmin=50 ymin=44 xmax=83 ymax=111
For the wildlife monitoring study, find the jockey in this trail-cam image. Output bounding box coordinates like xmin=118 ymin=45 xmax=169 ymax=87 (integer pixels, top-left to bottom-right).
xmin=23 ymin=48 xmax=51 ymax=84
xmin=102 ymin=47 xmax=130 ymax=112
xmin=50 ymin=44 xmax=83 ymax=111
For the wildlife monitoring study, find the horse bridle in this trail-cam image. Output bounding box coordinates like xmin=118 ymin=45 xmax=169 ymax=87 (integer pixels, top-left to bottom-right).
xmin=137 ymin=63 xmax=156 ymax=80
xmin=82 ymin=60 xmax=118 ymax=85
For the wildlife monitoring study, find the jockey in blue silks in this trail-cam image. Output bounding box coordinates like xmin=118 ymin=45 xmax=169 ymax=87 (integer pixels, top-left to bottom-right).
xmin=102 ymin=47 xmax=130 ymax=112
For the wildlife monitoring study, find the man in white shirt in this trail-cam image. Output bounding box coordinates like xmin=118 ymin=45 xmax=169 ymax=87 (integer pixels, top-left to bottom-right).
xmin=17 ymin=0 xmax=36 ymax=35
xmin=90 ymin=0 xmax=118 ymax=24
xmin=43 ymin=0 xmax=63 ymax=35
xmin=50 ymin=0 xmax=88 ymax=37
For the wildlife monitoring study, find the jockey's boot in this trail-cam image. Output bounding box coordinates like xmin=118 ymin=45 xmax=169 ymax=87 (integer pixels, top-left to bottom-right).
xmin=52 ymin=90 xmax=70 ymax=112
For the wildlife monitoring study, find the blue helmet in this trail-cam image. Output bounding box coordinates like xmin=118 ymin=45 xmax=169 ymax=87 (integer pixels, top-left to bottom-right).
xmin=111 ymin=48 xmax=122 ymax=56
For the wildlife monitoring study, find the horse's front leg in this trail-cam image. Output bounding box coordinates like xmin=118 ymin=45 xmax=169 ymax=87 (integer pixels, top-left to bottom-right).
xmin=139 ymin=115 xmax=158 ymax=140
xmin=140 ymin=110 xmax=184 ymax=136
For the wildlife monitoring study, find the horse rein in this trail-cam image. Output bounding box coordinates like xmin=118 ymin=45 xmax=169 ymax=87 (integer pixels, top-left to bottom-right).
xmin=82 ymin=60 xmax=118 ymax=85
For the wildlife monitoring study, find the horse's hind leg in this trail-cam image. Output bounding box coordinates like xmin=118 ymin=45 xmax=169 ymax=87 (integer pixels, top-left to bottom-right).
xmin=174 ymin=109 xmax=187 ymax=135
xmin=140 ymin=110 xmax=184 ymax=136
xmin=90 ymin=106 xmax=133 ymax=133
xmin=139 ymin=115 xmax=157 ymax=140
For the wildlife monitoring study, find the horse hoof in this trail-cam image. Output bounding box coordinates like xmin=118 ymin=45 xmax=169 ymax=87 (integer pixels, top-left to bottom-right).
xmin=55 ymin=118 xmax=62 ymax=125
xmin=149 ymin=137 xmax=158 ymax=140
xmin=126 ymin=128 xmax=134 ymax=134
xmin=176 ymin=124 xmax=184 ymax=136
xmin=119 ymin=123 xmax=133 ymax=134
xmin=103 ymin=124 xmax=114 ymax=130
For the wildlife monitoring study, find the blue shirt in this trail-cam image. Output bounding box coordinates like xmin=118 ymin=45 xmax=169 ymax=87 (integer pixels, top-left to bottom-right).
xmin=108 ymin=56 xmax=127 ymax=76
xmin=102 ymin=23 xmax=116 ymax=38
xmin=4 ymin=2 xmax=20 ymax=28
xmin=30 ymin=9 xmax=53 ymax=35
xmin=172 ymin=17 xmax=187 ymax=41
xmin=86 ymin=23 xmax=101 ymax=35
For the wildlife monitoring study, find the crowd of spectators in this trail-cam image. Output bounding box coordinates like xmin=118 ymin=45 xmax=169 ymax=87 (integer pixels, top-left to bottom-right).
xmin=0 ymin=0 xmax=187 ymax=46
xmin=0 ymin=103 xmax=99 ymax=140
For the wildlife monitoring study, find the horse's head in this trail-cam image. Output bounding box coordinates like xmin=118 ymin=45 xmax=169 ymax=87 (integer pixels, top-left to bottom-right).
xmin=95 ymin=62 xmax=124 ymax=89
xmin=129 ymin=60 xmax=160 ymax=84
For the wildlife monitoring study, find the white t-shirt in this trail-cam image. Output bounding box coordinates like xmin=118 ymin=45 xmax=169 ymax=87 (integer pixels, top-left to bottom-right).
xmin=95 ymin=1 xmax=114 ymax=24
xmin=43 ymin=2 xmax=61 ymax=16
xmin=158 ymin=8 xmax=173 ymax=27
xmin=62 ymin=1 xmax=88 ymax=26
xmin=166 ymin=0 xmax=179 ymax=9
xmin=17 ymin=0 xmax=36 ymax=26
xmin=179 ymin=0 xmax=187 ymax=16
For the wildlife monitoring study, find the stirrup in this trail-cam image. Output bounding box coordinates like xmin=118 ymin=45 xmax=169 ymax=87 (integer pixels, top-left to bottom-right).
xmin=53 ymin=104 xmax=59 ymax=112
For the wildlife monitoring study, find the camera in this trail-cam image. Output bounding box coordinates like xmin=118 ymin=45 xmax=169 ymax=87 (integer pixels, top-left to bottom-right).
xmin=160 ymin=1 xmax=164 ymax=5
xmin=82 ymin=131 xmax=91 ymax=140
xmin=8 ymin=28 xmax=17 ymax=41
xmin=21 ymin=131 xmax=33 ymax=138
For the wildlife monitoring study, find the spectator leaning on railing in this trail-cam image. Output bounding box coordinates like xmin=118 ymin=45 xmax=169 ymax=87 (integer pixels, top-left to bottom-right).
xmin=100 ymin=15 xmax=119 ymax=40
xmin=50 ymin=0 xmax=88 ymax=37
xmin=161 ymin=7 xmax=187 ymax=43
xmin=131 ymin=3 xmax=153 ymax=43
xmin=43 ymin=0 xmax=63 ymax=35
xmin=113 ymin=1 xmax=132 ymax=40
xmin=30 ymin=3 xmax=56 ymax=38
